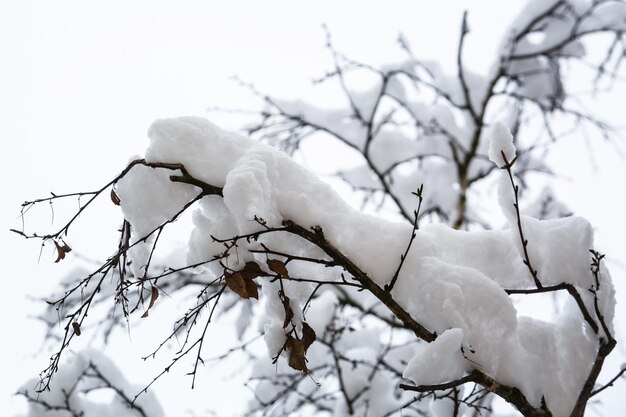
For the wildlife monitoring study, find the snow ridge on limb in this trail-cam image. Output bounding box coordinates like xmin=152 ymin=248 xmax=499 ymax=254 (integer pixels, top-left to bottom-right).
xmin=116 ymin=117 xmax=612 ymax=417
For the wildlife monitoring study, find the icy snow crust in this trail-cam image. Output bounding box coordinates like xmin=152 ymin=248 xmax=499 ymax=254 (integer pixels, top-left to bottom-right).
xmin=117 ymin=117 xmax=613 ymax=417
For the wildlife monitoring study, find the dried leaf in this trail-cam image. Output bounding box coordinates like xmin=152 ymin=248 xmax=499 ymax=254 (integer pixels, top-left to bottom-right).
xmin=267 ymin=259 xmax=289 ymax=276
xmin=243 ymin=261 xmax=263 ymax=277
xmin=53 ymin=240 xmax=72 ymax=263
xmin=225 ymin=271 xmax=248 ymax=298
xmin=244 ymin=276 xmax=259 ymax=300
xmin=285 ymin=334 xmax=294 ymax=350
xmin=72 ymin=322 xmax=81 ymax=336
xmin=54 ymin=241 xmax=66 ymax=263
xmin=302 ymin=322 xmax=316 ymax=352
xmin=141 ymin=310 xmax=149 ymax=318
xmin=287 ymin=338 xmax=308 ymax=372
xmin=111 ymin=189 xmax=121 ymax=206
xmin=225 ymin=271 xmax=258 ymax=299
xmin=241 ymin=261 xmax=264 ymax=282
xmin=148 ymin=286 xmax=159 ymax=309
xmin=281 ymin=293 xmax=294 ymax=328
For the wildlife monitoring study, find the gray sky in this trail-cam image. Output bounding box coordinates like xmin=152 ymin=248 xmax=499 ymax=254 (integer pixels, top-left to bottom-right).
xmin=2 ymin=1 xmax=625 ymax=416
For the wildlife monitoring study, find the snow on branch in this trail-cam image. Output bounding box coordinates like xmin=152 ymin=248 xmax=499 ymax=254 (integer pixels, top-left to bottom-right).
xmin=14 ymin=116 xmax=618 ymax=417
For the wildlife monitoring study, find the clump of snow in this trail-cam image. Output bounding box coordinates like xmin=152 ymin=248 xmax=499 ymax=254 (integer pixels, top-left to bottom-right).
xmin=519 ymin=215 xmax=593 ymax=287
xmin=117 ymin=163 xmax=198 ymax=238
xmin=499 ymin=317 xmax=598 ymax=417
xmin=187 ymin=195 xmax=239 ymax=276
xmin=146 ymin=118 xmax=254 ymax=186
xmin=19 ymin=350 xmax=164 ymax=417
xmin=305 ymin=290 xmax=339 ymax=335
xmin=403 ymin=328 xmax=465 ymax=385
xmin=488 ymin=122 xmax=516 ymax=168
xmin=116 ymin=162 xmax=199 ymax=277
xmin=579 ymin=1 xmax=626 ymax=32
xmin=420 ymin=224 xmax=529 ymax=288
xmin=496 ymin=168 xmax=517 ymax=223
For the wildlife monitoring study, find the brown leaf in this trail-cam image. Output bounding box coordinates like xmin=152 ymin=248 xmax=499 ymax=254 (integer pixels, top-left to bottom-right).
xmin=241 ymin=261 xmax=264 ymax=282
xmin=60 ymin=241 xmax=72 ymax=253
xmin=267 ymin=259 xmax=289 ymax=277
xmin=225 ymin=271 xmax=258 ymax=299
xmin=244 ymin=276 xmax=259 ymax=300
xmin=243 ymin=261 xmax=263 ymax=277
xmin=141 ymin=310 xmax=149 ymax=318
xmin=281 ymin=293 xmax=293 ymax=328
xmin=287 ymin=338 xmax=308 ymax=372
xmin=54 ymin=241 xmax=66 ymax=263
xmin=285 ymin=334 xmax=294 ymax=350
xmin=148 ymin=286 xmax=159 ymax=309
xmin=301 ymin=322 xmax=316 ymax=352
xmin=111 ymin=189 xmax=121 ymax=206
xmin=72 ymin=322 xmax=81 ymax=336
xmin=225 ymin=271 xmax=248 ymax=298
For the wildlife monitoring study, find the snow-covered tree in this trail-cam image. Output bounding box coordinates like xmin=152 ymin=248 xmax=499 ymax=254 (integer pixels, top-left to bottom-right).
xmin=13 ymin=1 xmax=626 ymax=416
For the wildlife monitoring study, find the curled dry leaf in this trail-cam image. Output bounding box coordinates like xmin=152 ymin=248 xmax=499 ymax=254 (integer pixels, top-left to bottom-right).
xmin=54 ymin=241 xmax=71 ymax=263
xmin=267 ymin=259 xmax=289 ymax=277
xmin=138 ymin=284 xmax=160 ymax=319
xmin=302 ymin=322 xmax=316 ymax=352
xmin=280 ymin=292 xmax=294 ymax=329
xmin=225 ymin=270 xmax=259 ymax=300
xmin=148 ymin=285 xmax=159 ymax=309
xmin=72 ymin=322 xmax=81 ymax=336
xmin=244 ymin=276 xmax=259 ymax=299
xmin=110 ymin=188 xmax=121 ymax=206
xmin=225 ymin=271 xmax=247 ymax=297
xmin=286 ymin=336 xmax=308 ymax=372
xmin=243 ymin=261 xmax=263 ymax=279
xmin=284 ymin=322 xmax=316 ymax=372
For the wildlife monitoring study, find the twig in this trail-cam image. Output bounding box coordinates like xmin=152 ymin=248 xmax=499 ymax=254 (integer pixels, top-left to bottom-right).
xmin=385 ymin=184 xmax=423 ymax=292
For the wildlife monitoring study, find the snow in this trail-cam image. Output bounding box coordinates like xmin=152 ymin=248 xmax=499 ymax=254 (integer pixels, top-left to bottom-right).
xmin=420 ymin=224 xmax=529 ymax=288
xmin=488 ymin=122 xmax=516 ymax=168
xmin=187 ymin=195 xmax=239 ymax=276
xmin=104 ymin=116 xmax=614 ymax=417
xmin=272 ymin=99 xmax=369 ymax=150
xmin=496 ymin=167 xmax=517 ymax=223
xmin=517 ymin=215 xmax=594 ymax=287
xmin=19 ymin=350 xmax=164 ymax=417
xmin=403 ymin=328 xmax=465 ymax=385
xmin=116 ymin=162 xmax=199 ymax=277
xmin=507 ymin=0 xmax=563 ymax=43
xmin=499 ymin=317 xmax=597 ymax=417
xmin=496 ymin=0 xmax=625 ymax=110
xmin=12 ymin=1 xmax=624 ymax=416
xmin=580 ymin=2 xmax=626 ymax=32
xmin=305 ymin=290 xmax=338 ymax=335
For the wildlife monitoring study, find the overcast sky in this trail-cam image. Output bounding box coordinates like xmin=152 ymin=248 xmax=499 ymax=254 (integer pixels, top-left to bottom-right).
xmin=2 ymin=1 xmax=625 ymax=416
